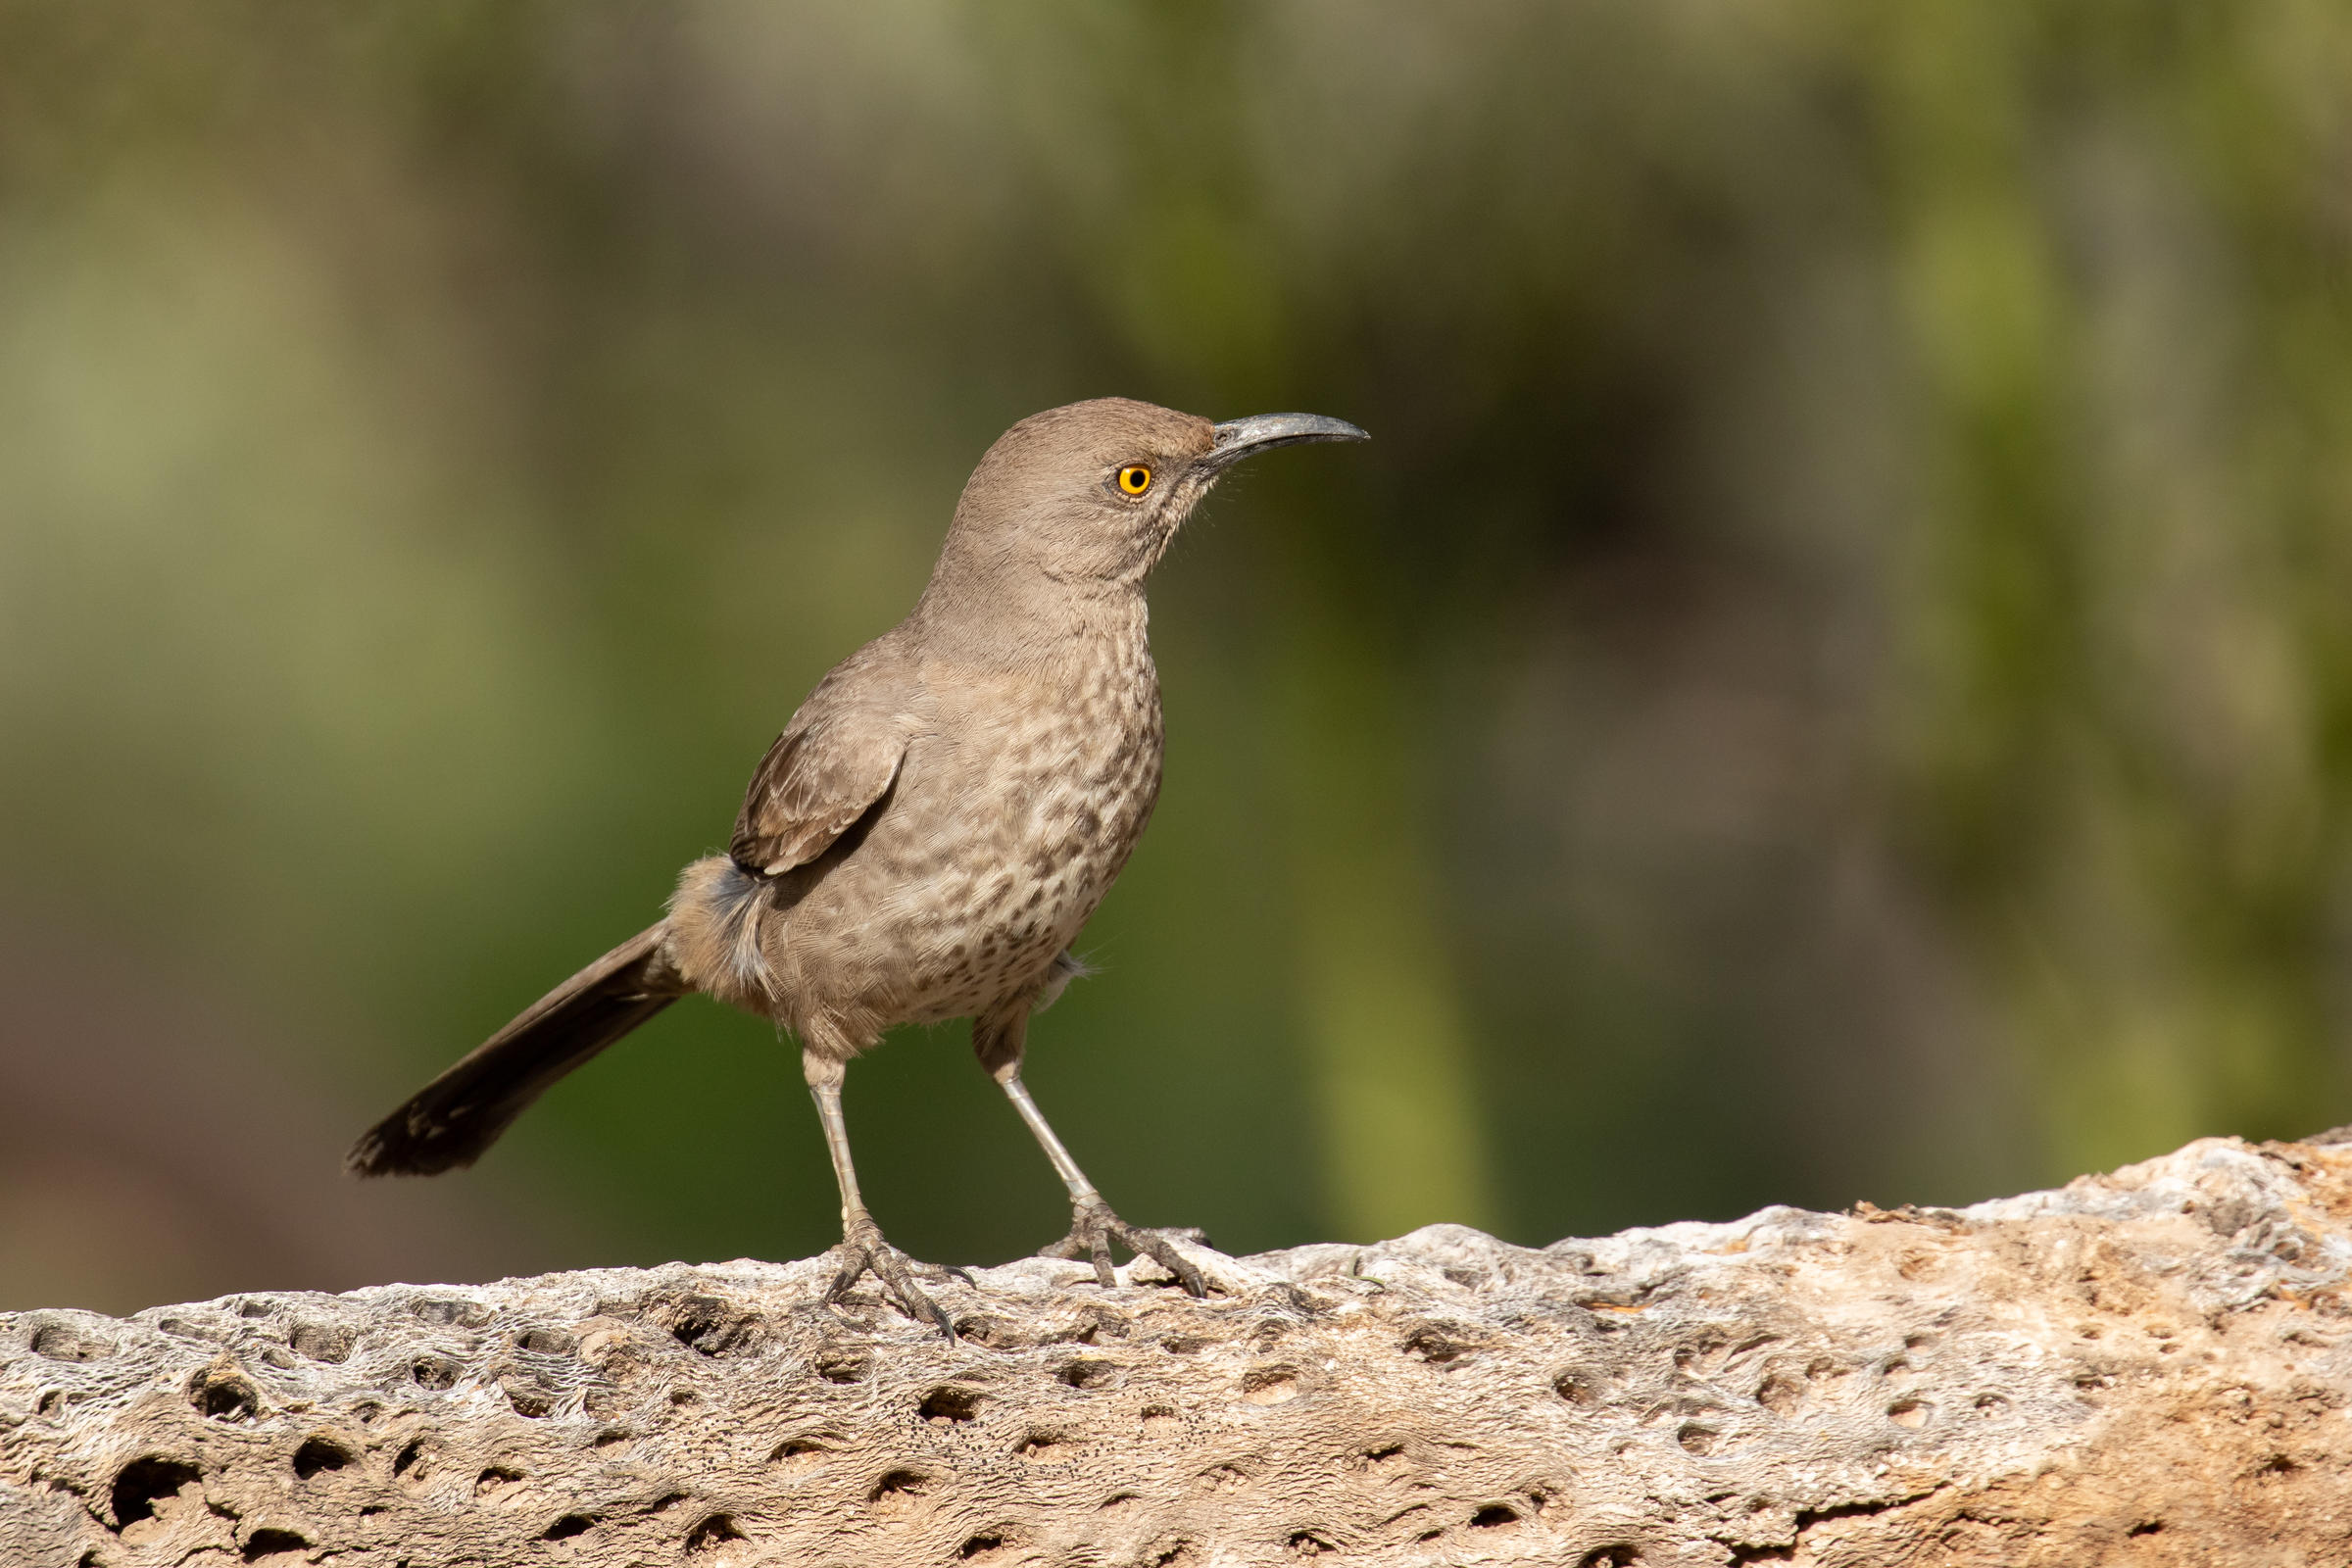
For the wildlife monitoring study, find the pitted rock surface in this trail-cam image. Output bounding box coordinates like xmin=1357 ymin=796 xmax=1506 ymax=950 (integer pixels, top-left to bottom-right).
xmin=8 ymin=1134 xmax=2352 ymax=1566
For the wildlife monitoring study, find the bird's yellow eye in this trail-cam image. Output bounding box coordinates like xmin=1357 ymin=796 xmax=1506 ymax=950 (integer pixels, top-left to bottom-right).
xmin=1117 ymin=465 xmax=1152 ymax=496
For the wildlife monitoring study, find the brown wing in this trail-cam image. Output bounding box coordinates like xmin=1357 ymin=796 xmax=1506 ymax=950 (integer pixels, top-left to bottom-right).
xmin=728 ymin=700 xmax=910 ymax=876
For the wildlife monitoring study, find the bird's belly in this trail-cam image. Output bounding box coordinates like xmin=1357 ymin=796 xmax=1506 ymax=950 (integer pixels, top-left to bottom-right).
xmin=778 ymin=722 xmax=1160 ymax=1034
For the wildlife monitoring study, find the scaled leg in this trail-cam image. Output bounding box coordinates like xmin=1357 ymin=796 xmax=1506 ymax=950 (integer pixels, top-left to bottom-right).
xmin=806 ymin=1051 xmax=961 ymax=1336
xmin=974 ymin=1005 xmax=1209 ymax=1296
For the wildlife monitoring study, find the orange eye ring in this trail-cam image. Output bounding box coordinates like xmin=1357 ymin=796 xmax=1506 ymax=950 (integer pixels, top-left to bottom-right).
xmin=1116 ymin=465 xmax=1152 ymax=496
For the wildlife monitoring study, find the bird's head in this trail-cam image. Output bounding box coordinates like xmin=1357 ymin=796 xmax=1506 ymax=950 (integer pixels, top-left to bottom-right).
xmin=933 ymin=396 xmax=1368 ymax=591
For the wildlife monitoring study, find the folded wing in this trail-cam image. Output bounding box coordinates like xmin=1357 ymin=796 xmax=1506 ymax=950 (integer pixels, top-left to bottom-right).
xmin=730 ymin=664 xmax=917 ymax=876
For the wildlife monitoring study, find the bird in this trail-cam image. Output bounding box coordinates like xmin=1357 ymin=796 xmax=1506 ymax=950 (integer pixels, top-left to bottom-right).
xmin=348 ymin=397 xmax=1369 ymax=1333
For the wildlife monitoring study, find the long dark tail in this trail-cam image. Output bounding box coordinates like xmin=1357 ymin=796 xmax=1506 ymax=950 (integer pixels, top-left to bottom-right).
xmin=347 ymin=924 xmax=684 ymax=1177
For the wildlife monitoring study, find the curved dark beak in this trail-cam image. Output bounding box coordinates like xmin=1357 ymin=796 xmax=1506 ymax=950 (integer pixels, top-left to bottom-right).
xmin=1203 ymin=412 xmax=1370 ymax=471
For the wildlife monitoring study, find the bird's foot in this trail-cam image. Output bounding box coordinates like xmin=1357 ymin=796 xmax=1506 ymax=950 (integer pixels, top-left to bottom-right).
xmin=1042 ymin=1193 xmax=1212 ymax=1297
xmin=826 ymin=1215 xmax=968 ymax=1337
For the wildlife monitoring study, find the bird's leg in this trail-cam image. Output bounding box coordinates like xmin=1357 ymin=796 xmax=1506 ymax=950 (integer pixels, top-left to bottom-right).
xmin=973 ymin=1003 xmax=1211 ymax=1296
xmin=805 ymin=1053 xmax=958 ymax=1337
xmin=996 ymin=1071 xmax=1211 ymax=1298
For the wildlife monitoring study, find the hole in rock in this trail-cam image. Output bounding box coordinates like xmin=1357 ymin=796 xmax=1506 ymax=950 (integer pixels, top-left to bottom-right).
xmin=241 ymin=1528 xmax=310 ymax=1561
xmin=959 ymin=1532 xmax=1009 ymax=1560
xmin=921 ymin=1386 xmax=983 ymax=1424
xmin=1059 ymin=1359 xmax=1114 ymax=1389
xmin=1287 ymin=1530 xmax=1335 ymax=1555
xmin=1016 ymin=1433 xmax=1065 ymax=1461
xmin=685 ymin=1513 xmax=747 ymax=1554
xmin=1582 ymin=1546 xmax=1642 ymax=1567
xmin=1471 ymin=1505 xmax=1519 ymax=1529
xmin=515 ymin=1327 xmax=575 ymax=1355
xmin=411 ymin=1356 xmax=461 ymax=1392
xmin=505 ymin=1379 xmax=555 ymax=1418
xmin=1677 ymin=1425 xmax=1718 ymax=1455
xmin=2129 ymin=1521 xmax=2164 ymax=1538
xmin=236 ymin=1298 xmax=277 ymax=1319
xmin=816 ymin=1353 xmax=869 ymax=1385
xmin=189 ymin=1370 xmax=260 ymax=1423
xmin=31 ymin=1323 xmax=113 ymax=1363
xmin=951 ymin=1316 xmax=1016 ymax=1348
xmin=1242 ymin=1369 xmax=1299 ymax=1405
xmin=667 ymin=1296 xmax=760 ymax=1357
xmin=544 ymin=1514 xmax=595 ymax=1540
xmin=475 ymin=1467 xmax=522 ymax=1497
xmin=584 ymin=1389 xmax=627 ymax=1421
xmin=393 ymin=1441 xmax=427 ymax=1481
xmin=288 ymin=1324 xmax=352 ymax=1364
xmin=112 ymin=1457 xmax=201 ymax=1530
xmin=1076 ymin=1305 xmax=1135 ymax=1341
xmin=291 ymin=1439 xmax=351 ymax=1480
xmin=870 ymin=1469 xmax=928 ymax=1502
xmin=770 ymin=1439 xmax=828 ymax=1471
xmin=411 ymin=1298 xmax=487 ymax=1327
xmin=1886 ymin=1400 xmax=1930 ymax=1429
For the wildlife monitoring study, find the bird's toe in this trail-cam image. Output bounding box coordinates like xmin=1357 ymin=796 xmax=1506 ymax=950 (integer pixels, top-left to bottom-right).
xmin=828 ymin=1220 xmax=959 ymax=1338
xmin=1043 ymin=1197 xmax=1213 ymax=1297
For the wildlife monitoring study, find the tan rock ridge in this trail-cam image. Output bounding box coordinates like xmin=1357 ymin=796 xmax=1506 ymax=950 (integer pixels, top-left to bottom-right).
xmin=9 ymin=1131 xmax=2352 ymax=1565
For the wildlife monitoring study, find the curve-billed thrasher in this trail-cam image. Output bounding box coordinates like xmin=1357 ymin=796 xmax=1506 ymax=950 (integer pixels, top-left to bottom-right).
xmin=349 ymin=397 xmax=1368 ymax=1332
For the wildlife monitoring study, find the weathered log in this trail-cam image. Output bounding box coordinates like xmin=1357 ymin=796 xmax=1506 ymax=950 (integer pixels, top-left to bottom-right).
xmin=8 ymin=1131 xmax=2352 ymax=1567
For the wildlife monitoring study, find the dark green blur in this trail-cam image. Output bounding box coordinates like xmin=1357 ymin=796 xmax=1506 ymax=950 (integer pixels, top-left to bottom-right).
xmin=3 ymin=0 xmax=2348 ymax=1313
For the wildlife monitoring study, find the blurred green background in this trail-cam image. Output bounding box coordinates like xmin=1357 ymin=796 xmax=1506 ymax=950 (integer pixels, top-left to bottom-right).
xmin=5 ymin=1 xmax=2350 ymax=1315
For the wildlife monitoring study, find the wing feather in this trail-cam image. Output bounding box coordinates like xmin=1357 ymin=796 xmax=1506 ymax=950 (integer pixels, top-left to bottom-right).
xmin=728 ymin=703 xmax=908 ymax=875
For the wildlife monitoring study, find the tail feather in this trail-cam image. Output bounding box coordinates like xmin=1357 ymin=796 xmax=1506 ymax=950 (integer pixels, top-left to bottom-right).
xmin=347 ymin=924 xmax=684 ymax=1177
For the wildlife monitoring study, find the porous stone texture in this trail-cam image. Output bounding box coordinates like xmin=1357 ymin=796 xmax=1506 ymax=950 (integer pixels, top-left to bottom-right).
xmin=9 ymin=1133 xmax=2352 ymax=1567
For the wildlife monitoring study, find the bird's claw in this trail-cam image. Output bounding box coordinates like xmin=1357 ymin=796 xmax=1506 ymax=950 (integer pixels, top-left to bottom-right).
xmin=1042 ymin=1194 xmax=1212 ymax=1297
xmin=827 ymin=1215 xmax=960 ymax=1337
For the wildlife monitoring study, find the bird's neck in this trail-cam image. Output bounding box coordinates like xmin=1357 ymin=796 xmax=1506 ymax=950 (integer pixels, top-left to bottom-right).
xmin=909 ymin=567 xmax=1152 ymax=676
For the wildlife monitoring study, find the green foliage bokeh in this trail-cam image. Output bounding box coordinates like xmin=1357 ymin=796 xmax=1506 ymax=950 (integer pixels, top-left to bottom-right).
xmin=2 ymin=0 xmax=2348 ymax=1308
